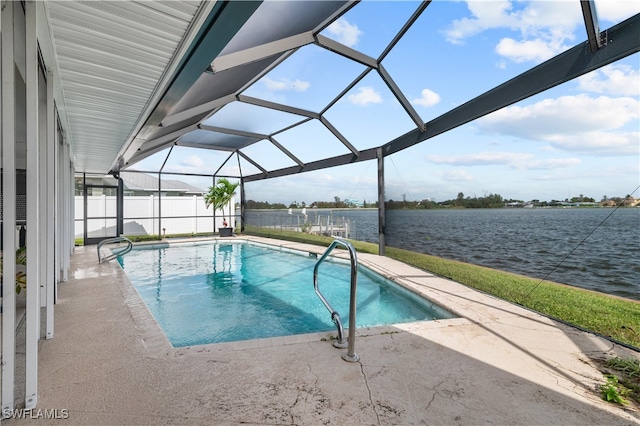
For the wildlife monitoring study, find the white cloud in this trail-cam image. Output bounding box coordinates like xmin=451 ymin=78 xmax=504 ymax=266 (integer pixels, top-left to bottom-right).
xmin=263 ymin=77 xmax=310 ymax=92
xmin=445 ymin=1 xmax=579 ymax=63
xmin=412 ymin=89 xmax=441 ymax=107
xmin=477 ymin=94 xmax=639 ymax=155
xmin=577 ymin=64 xmax=640 ymax=97
xmin=444 ymin=1 xmax=515 ymax=44
xmin=437 ymin=169 xmax=475 ymax=182
xmin=495 ymin=37 xmax=559 ymax=63
xmin=544 ymin=131 xmax=639 ymax=156
xmin=347 ymin=87 xmax=382 ymax=105
xmin=595 ymin=1 xmax=640 ymax=23
xmin=428 ymin=151 xmax=583 ymax=171
xmin=326 ymin=18 xmax=362 ymax=47
xmin=427 ymin=151 xmax=533 ymax=166
xmin=516 ymin=157 xmax=581 ymax=170
xmin=181 ymin=155 xmax=204 ymax=168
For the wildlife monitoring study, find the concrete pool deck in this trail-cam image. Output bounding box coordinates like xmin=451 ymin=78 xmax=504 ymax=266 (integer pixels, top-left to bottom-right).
xmin=6 ymin=236 xmax=639 ymax=425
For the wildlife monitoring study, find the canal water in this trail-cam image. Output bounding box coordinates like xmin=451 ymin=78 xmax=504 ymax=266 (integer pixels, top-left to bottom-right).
xmin=247 ymin=207 xmax=639 ymax=301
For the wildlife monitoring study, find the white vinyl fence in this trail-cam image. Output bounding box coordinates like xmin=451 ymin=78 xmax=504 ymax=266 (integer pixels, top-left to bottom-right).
xmin=75 ymin=195 xmax=236 ymax=238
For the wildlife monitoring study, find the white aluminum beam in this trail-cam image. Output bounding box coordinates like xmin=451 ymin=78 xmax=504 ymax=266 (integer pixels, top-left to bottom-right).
xmin=210 ymin=31 xmax=314 ymax=73
xmin=235 ymin=49 xmax=297 ymax=95
xmin=66 ymin=154 xmax=73 ymax=280
xmin=46 ymin=69 xmax=55 ymax=339
xmin=126 ymin=123 xmax=199 ymax=167
xmin=145 ymin=124 xmax=200 ymax=150
xmin=25 ymin=0 xmax=40 ymax=409
xmin=199 ymin=124 xmax=268 ymax=140
xmin=126 ymin=142 xmax=173 ymax=169
xmin=238 ymin=94 xmax=320 ymax=119
xmin=38 ymin=68 xmax=47 ymax=317
xmin=62 ymin=141 xmax=70 ymax=282
xmin=177 ymin=142 xmax=235 ymax=152
xmin=56 ymin=138 xmax=62 ymax=281
xmin=54 ymin=113 xmax=60 ymax=299
xmin=315 ymin=34 xmax=378 ymax=69
xmin=2 ymin=0 xmax=17 ymax=414
xmin=160 ymin=94 xmax=235 ymax=128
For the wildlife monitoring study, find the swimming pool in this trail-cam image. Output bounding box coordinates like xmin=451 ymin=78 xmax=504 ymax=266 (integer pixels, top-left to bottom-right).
xmin=118 ymin=241 xmax=455 ymax=346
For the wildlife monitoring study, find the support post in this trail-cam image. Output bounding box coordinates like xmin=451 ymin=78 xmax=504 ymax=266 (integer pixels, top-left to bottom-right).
xmin=377 ymin=147 xmax=385 ymax=256
xmin=240 ymin=178 xmax=245 ymax=233
xmin=46 ymin=69 xmax=55 ymax=338
xmin=61 ymin=143 xmax=70 ymax=282
xmin=83 ymin=173 xmax=88 ymax=243
xmin=57 ymin=142 xmax=65 ymax=281
xmin=117 ymin=174 xmax=124 ymax=236
xmin=157 ymin=172 xmax=161 ymax=239
xmin=25 ymin=0 xmax=40 ymax=408
xmin=2 ymin=0 xmax=17 ymax=413
xmin=68 ymin=156 xmax=74 ymax=272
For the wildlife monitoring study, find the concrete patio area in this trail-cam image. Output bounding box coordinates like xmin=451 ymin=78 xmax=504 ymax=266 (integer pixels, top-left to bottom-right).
xmin=6 ymin=236 xmax=639 ymax=425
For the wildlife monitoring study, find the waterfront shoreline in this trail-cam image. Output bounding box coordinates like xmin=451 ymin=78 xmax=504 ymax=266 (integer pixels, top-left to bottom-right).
xmin=246 ymin=207 xmax=640 ymax=301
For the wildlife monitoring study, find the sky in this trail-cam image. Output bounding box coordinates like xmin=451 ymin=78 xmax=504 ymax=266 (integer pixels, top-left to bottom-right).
xmin=130 ymin=0 xmax=639 ymax=205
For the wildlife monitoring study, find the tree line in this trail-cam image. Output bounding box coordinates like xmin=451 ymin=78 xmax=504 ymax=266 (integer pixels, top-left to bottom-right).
xmin=386 ymin=192 xmax=505 ymax=209
xmin=245 ymin=196 xmax=377 ymax=210
xmin=245 ymin=193 xmax=635 ymax=210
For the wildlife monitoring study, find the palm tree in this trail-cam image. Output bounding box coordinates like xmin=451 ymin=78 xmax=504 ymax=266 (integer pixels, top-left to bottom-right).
xmin=204 ymin=178 xmax=239 ymax=229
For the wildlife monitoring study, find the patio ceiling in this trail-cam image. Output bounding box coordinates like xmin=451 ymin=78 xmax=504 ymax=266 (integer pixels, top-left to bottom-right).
xmin=44 ymin=0 xmax=208 ymax=174
xmin=46 ymin=1 xmax=640 ymax=181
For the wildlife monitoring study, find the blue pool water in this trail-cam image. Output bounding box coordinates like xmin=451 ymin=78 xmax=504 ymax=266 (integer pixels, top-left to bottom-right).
xmin=118 ymin=241 xmax=455 ymax=346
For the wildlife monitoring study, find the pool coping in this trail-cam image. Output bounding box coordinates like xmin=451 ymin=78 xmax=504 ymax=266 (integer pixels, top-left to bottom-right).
xmin=119 ymin=235 xmax=471 ymax=357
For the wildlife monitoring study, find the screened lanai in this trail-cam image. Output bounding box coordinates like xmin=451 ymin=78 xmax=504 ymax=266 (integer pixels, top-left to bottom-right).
xmin=73 ymin=0 xmax=640 ymax=249
xmin=1 ymin=0 xmax=639 ymax=415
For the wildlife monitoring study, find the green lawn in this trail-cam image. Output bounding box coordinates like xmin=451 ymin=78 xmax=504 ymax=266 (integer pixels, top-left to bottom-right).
xmin=244 ymin=225 xmax=640 ymax=349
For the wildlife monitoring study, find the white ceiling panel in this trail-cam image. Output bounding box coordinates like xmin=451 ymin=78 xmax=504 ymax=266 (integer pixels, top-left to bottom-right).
xmin=45 ymin=0 xmax=207 ymax=173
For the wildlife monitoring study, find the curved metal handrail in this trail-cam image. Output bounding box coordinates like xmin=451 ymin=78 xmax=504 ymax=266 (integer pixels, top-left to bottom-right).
xmin=97 ymin=236 xmax=133 ymax=263
xmin=313 ymin=239 xmax=359 ymax=362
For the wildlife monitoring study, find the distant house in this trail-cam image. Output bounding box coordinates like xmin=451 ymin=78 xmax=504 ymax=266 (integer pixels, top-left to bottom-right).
xmin=621 ymin=196 xmax=639 ymax=207
xmin=80 ymin=173 xmax=206 ymax=197
xmin=344 ymin=198 xmax=364 ymax=208
xmin=121 ymin=173 xmax=205 ymax=196
xmin=504 ymin=202 xmax=524 ymax=208
xmin=601 ymin=197 xmax=639 ymax=207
